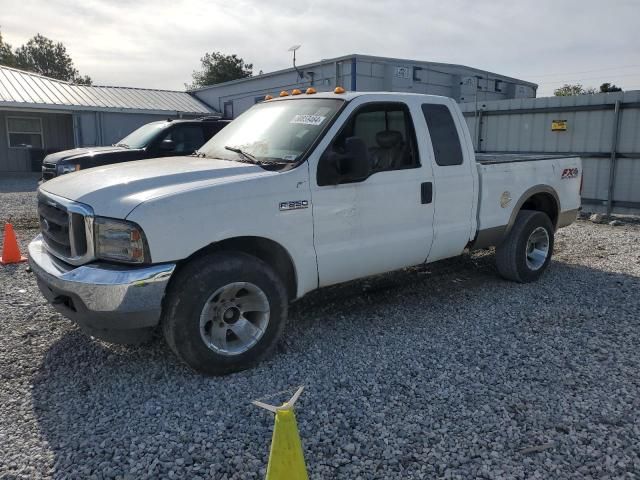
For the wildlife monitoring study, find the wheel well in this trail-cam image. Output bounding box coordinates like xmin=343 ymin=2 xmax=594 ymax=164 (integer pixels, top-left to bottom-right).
xmin=520 ymin=192 xmax=559 ymax=228
xmin=182 ymin=236 xmax=298 ymax=300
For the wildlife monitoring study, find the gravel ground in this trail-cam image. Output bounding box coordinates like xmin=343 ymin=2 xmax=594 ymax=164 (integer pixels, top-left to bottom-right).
xmin=1 ymin=180 xmax=640 ymax=479
xmin=0 ymin=175 xmax=39 ymax=229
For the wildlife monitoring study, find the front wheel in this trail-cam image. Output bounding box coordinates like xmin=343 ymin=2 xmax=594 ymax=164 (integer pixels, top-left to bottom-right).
xmin=495 ymin=210 xmax=554 ymax=283
xmin=162 ymin=251 xmax=288 ymax=375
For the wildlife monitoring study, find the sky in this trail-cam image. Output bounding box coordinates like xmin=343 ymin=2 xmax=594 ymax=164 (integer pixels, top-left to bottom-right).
xmin=1 ymin=0 xmax=639 ymax=97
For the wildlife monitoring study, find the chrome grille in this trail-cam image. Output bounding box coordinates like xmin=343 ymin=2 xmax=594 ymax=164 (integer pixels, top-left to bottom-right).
xmin=42 ymin=162 xmax=57 ymax=180
xmin=37 ymin=192 xmax=94 ymax=265
xmin=38 ymin=201 xmax=72 ymax=257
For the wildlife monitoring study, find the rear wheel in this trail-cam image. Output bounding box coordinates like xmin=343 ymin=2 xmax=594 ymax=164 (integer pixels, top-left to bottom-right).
xmin=496 ymin=210 xmax=554 ymax=283
xmin=162 ymin=251 xmax=287 ymax=375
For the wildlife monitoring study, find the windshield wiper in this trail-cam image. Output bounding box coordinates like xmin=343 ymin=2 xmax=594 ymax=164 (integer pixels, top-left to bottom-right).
xmin=191 ymin=150 xmax=208 ymax=158
xmin=114 ymin=143 xmax=130 ymax=149
xmin=224 ymin=145 xmax=259 ymax=163
xmin=224 ymin=146 xmax=288 ymax=166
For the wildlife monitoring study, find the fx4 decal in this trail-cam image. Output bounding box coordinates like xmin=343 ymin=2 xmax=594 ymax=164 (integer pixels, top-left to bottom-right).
xmin=561 ymin=168 xmax=579 ymax=179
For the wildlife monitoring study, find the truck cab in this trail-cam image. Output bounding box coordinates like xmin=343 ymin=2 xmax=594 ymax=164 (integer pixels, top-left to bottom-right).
xmin=29 ymin=90 xmax=581 ymax=375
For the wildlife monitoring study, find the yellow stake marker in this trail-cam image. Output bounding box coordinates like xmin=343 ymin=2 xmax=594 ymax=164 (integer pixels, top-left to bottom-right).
xmin=253 ymin=387 xmax=308 ymax=480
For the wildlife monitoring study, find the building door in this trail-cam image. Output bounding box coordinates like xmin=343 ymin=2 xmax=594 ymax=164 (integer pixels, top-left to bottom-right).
xmin=223 ymin=101 xmax=234 ymax=119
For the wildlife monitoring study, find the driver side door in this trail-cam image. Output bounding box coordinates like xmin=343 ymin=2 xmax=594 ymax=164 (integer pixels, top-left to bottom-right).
xmin=310 ymin=100 xmax=435 ymax=287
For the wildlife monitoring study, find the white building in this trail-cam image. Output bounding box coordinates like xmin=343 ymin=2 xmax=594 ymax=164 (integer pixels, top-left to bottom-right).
xmin=191 ymin=53 xmax=538 ymax=118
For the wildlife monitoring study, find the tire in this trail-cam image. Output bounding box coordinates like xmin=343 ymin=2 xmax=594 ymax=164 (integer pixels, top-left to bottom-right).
xmin=495 ymin=210 xmax=554 ymax=283
xmin=162 ymin=251 xmax=288 ymax=375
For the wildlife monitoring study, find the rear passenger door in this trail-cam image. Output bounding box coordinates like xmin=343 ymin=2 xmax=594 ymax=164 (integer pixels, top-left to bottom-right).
xmin=310 ymin=100 xmax=435 ymax=287
xmin=421 ymin=101 xmax=476 ymax=261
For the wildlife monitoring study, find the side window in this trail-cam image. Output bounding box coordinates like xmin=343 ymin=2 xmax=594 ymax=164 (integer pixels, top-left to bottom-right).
xmin=318 ymin=103 xmax=419 ymax=186
xmin=421 ymin=104 xmax=463 ymax=166
xmin=159 ymin=125 xmax=205 ymax=154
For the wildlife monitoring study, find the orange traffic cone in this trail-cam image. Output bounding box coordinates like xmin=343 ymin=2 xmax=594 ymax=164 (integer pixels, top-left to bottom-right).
xmin=1 ymin=223 xmax=27 ymax=265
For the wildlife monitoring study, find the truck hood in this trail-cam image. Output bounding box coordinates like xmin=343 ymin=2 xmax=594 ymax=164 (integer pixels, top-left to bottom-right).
xmin=43 ymin=146 xmax=138 ymax=164
xmin=39 ymin=156 xmax=270 ymax=218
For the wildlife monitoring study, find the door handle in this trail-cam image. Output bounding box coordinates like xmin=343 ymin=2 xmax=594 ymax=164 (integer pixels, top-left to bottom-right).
xmin=421 ymin=182 xmax=433 ymax=204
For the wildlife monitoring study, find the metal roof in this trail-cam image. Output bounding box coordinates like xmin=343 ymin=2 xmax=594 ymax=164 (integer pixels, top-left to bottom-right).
xmin=0 ymin=65 xmax=214 ymax=115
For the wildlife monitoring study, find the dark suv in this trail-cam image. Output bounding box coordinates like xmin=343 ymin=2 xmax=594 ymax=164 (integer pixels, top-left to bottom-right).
xmin=41 ymin=117 xmax=230 ymax=181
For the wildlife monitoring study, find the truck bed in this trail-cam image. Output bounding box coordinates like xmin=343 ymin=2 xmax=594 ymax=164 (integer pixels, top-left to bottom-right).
xmin=476 ymin=153 xmax=574 ymax=165
xmin=475 ymin=154 xmax=582 ymax=235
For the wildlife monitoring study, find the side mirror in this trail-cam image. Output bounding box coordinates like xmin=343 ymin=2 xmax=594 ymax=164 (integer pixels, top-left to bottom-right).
xmin=342 ymin=137 xmax=370 ymax=181
xmin=319 ymin=136 xmax=370 ymax=186
xmin=159 ymin=138 xmax=175 ymax=151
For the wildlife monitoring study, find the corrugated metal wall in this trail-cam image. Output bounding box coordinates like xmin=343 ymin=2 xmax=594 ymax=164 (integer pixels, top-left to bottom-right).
xmin=460 ymin=91 xmax=640 ymax=215
xmin=0 ymin=111 xmax=74 ymax=172
xmin=0 ymin=109 xmax=200 ymax=172
xmin=73 ymin=111 xmax=185 ymax=147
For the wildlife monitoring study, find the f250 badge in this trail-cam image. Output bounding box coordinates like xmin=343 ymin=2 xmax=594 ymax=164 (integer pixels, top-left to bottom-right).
xmin=561 ymin=168 xmax=579 ymax=179
xmin=279 ymin=200 xmax=309 ymax=211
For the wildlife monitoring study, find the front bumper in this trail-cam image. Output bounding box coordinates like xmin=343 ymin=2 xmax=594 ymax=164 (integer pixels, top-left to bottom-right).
xmin=28 ymin=235 xmax=175 ymax=342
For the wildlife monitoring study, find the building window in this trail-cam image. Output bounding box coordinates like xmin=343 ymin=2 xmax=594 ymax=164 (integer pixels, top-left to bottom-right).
xmin=7 ymin=117 xmax=43 ymax=148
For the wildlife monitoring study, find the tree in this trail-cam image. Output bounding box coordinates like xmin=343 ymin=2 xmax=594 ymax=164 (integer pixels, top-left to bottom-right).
xmin=600 ymin=82 xmax=622 ymax=93
xmin=13 ymin=33 xmax=92 ymax=84
xmin=189 ymin=52 xmax=252 ymax=88
xmin=554 ymin=83 xmax=597 ymax=96
xmin=0 ymin=29 xmax=17 ymax=67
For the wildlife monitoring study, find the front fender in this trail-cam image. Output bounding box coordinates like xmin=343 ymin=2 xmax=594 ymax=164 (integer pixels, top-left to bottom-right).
xmin=126 ymin=167 xmax=317 ymax=297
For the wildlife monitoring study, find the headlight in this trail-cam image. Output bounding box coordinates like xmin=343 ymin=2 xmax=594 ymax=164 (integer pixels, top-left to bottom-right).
xmin=57 ymin=164 xmax=80 ymax=175
xmin=94 ymin=217 xmax=149 ymax=264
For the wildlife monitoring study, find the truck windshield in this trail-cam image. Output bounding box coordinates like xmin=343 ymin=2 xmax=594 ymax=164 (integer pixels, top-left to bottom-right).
xmin=199 ymin=98 xmax=344 ymax=163
xmin=116 ymin=122 xmax=166 ymax=149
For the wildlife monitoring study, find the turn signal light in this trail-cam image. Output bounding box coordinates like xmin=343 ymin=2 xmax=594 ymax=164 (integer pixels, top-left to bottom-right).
xmin=306 ymin=87 xmax=317 ymax=94
xmin=334 ymin=86 xmax=345 ymax=94
xmin=291 ymin=89 xmax=302 ymax=95
xmin=279 ymin=90 xmax=289 ymax=97
xmin=264 ymin=94 xmax=273 ymax=100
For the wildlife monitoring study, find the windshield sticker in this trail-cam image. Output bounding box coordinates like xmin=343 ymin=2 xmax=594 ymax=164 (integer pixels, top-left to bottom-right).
xmin=290 ymin=114 xmax=326 ymax=126
xmin=283 ymin=154 xmax=297 ymax=161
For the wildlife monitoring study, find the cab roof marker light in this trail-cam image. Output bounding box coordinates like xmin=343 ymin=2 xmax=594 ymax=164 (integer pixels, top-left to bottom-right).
xmin=306 ymin=87 xmax=317 ymax=94
xmin=264 ymin=94 xmax=273 ymax=101
xmin=291 ymin=89 xmax=302 ymax=95
xmin=279 ymin=91 xmax=289 ymax=97
xmin=334 ymin=86 xmax=346 ymax=94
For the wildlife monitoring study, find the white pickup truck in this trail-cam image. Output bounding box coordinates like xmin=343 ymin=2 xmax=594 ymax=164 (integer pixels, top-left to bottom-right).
xmin=29 ymin=91 xmax=581 ymax=374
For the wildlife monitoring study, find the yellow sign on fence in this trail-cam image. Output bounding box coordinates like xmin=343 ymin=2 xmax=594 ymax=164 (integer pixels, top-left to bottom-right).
xmin=552 ymin=119 xmax=567 ymax=131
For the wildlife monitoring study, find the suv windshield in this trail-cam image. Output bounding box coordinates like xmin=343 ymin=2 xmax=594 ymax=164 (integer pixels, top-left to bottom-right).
xmin=199 ymin=98 xmax=344 ymax=163
xmin=117 ymin=122 xmax=167 ymax=149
